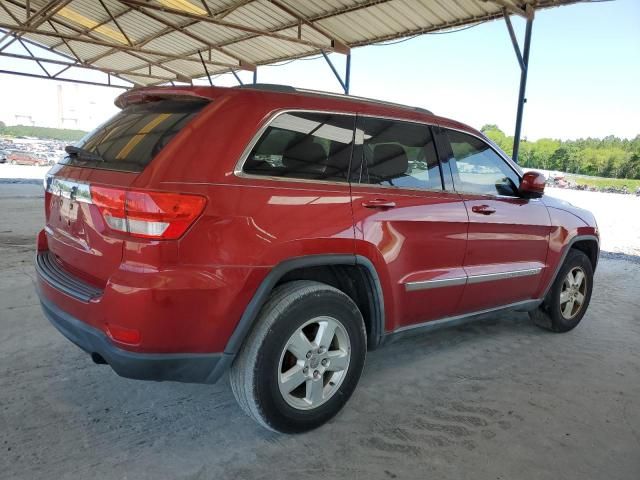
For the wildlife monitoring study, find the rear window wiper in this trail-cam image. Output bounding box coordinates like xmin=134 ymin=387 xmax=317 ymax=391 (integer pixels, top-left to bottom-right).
xmin=65 ymin=145 xmax=105 ymax=163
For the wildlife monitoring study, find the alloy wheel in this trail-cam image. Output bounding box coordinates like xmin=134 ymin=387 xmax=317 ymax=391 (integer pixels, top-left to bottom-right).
xmin=560 ymin=266 xmax=587 ymax=320
xmin=278 ymin=316 xmax=351 ymax=410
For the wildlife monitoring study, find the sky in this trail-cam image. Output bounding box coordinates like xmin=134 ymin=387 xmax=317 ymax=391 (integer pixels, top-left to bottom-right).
xmin=0 ymin=0 xmax=638 ymax=141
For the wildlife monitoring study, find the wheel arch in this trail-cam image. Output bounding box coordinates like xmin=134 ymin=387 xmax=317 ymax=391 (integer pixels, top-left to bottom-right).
xmin=223 ymin=254 xmax=385 ymax=357
xmin=571 ymin=238 xmax=599 ymax=271
xmin=541 ymin=234 xmax=599 ymax=300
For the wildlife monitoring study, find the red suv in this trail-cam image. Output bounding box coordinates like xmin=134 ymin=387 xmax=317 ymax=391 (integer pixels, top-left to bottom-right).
xmin=8 ymin=151 xmax=48 ymax=166
xmin=36 ymin=85 xmax=599 ymax=433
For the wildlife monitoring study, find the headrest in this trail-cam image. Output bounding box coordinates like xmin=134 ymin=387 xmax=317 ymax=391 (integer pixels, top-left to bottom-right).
xmin=370 ymin=144 xmax=408 ymax=183
xmin=282 ymin=137 xmax=327 ymax=176
xmin=325 ymin=142 xmax=352 ymax=180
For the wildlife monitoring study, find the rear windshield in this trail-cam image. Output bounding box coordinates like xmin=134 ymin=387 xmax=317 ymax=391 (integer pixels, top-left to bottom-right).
xmin=60 ymin=99 xmax=207 ymax=172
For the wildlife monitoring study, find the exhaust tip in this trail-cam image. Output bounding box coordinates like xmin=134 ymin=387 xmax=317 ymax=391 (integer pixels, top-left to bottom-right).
xmin=91 ymin=352 xmax=107 ymax=365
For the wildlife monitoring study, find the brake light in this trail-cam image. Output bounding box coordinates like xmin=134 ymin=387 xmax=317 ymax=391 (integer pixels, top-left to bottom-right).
xmin=90 ymin=186 xmax=206 ymax=239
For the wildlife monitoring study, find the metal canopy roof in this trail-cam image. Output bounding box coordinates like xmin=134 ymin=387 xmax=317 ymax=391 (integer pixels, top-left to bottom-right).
xmin=0 ymin=0 xmax=580 ymax=88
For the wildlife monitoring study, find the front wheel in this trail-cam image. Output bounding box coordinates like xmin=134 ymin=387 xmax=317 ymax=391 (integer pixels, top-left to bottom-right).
xmin=229 ymin=280 xmax=367 ymax=433
xmin=530 ymin=249 xmax=593 ymax=332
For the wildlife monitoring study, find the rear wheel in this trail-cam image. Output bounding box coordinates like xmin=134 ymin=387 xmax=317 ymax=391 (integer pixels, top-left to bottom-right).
xmin=530 ymin=249 xmax=593 ymax=332
xmin=10 ymin=160 xmax=17 ymax=165
xmin=229 ymin=280 xmax=366 ymax=433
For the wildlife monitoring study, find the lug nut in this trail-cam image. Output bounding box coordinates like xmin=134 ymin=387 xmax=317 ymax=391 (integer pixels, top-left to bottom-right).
xmin=306 ymin=351 xmax=312 ymax=359
xmin=303 ymin=367 xmax=309 ymax=374
xmin=318 ymin=346 xmax=325 ymax=354
xmin=313 ymin=370 xmax=320 ymax=379
xmin=321 ymin=359 xmax=328 ymax=367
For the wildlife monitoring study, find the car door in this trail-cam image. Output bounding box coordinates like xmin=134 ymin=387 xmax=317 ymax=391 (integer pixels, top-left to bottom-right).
xmin=350 ymin=116 xmax=469 ymax=332
xmin=439 ymin=128 xmax=551 ymax=314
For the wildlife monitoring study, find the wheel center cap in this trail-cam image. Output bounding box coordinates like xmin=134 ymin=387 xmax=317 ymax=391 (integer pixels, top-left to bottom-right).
xmin=309 ymin=356 xmax=320 ymax=369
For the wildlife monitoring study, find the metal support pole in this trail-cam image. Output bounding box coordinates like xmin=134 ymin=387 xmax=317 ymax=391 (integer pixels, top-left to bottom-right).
xmin=198 ymin=49 xmax=213 ymax=86
xmin=253 ymin=68 xmax=257 ymax=84
xmin=512 ymin=13 xmax=534 ymax=163
xmin=345 ymin=53 xmax=351 ymax=94
xmin=321 ymin=50 xmax=348 ymax=94
xmin=231 ymin=69 xmax=243 ymax=85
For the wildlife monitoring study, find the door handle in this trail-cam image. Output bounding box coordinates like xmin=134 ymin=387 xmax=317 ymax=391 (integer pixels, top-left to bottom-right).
xmin=471 ymin=204 xmax=496 ymax=215
xmin=362 ymin=199 xmax=396 ymax=209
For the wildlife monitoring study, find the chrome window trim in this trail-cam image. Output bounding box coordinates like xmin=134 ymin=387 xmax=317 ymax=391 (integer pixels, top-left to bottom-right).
xmin=440 ymin=125 xmax=523 ymax=178
xmin=233 ymin=109 xmax=447 ymax=187
xmin=233 ymin=109 xmax=357 ymax=182
xmin=439 ymin=125 xmax=524 ymax=199
xmin=232 ymin=109 xmax=520 ymax=197
xmin=349 ymin=182 xmax=449 ymax=194
xmin=404 ymin=267 xmax=542 ymax=292
xmin=234 ymin=171 xmax=351 ymax=188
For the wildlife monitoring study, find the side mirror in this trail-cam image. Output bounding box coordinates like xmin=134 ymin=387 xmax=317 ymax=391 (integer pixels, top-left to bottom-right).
xmin=519 ymin=171 xmax=545 ymax=198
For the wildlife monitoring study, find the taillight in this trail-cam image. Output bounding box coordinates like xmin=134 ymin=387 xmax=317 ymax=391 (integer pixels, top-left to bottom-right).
xmin=90 ymin=186 xmax=206 ymax=240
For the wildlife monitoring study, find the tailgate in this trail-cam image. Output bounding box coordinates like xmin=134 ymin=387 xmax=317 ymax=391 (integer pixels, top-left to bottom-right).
xmin=44 ymin=168 xmax=136 ymax=287
xmin=42 ymin=97 xmax=208 ymax=287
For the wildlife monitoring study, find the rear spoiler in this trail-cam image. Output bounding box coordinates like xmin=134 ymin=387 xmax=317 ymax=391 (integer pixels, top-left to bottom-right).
xmin=114 ymin=86 xmax=221 ymax=109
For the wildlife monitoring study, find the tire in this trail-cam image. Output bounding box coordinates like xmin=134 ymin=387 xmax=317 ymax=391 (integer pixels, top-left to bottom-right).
xmin=229 ymin=280 xmax=367 ymax=433
xmin=530 ymin=249 xmax=593 ymax=333
xmin=10 ymin=160 xmax=17 ymax=165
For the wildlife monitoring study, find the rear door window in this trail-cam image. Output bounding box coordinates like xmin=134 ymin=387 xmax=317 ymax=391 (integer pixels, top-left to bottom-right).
xmin=61 ymin=99 xmax=207 ymax=172
xmin=355 ymin=117 xmax=443 ymax=190
xmin=243 ymin=112 xmax=355 ymax=182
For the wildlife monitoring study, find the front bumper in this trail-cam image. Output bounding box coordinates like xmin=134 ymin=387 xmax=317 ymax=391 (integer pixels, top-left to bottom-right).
xmin=39 ymin=292 xmax=231 ymax=384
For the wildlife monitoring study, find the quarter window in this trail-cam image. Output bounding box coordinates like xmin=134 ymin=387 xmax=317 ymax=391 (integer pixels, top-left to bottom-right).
xmin=243 ymin=112 xmax=355 ymax=182
xmin=356 ymin=117 xmax=442 ymax=190
xmin=446 ymin=130 xmax=520 ymax=196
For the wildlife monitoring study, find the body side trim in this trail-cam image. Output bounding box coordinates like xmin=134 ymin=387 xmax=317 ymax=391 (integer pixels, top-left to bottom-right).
xmin=404 ymin=267 xmax=542 ymax=292
xmin=405 ymin=276 xmax=467 ymax=291
xmin=386 ymin=299 xmax=541 ymax=342
xmin=466 ymin=267 xmax=542 ymax=285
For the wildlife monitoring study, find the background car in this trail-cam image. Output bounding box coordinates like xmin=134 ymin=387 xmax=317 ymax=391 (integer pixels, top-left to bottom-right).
xmin=7 ymin=151 xmax=48 ymax=166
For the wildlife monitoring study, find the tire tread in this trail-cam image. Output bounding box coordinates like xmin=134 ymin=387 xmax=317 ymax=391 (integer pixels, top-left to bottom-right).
xmin=229 ymin=280 xmax=365 ymax=432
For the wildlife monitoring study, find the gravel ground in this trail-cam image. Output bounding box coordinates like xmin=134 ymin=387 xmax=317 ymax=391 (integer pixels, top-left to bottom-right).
xmin=545 ymin=187 xmax=640 ymax=257
xmin=0 ymin=184 xmax=639 ymax=480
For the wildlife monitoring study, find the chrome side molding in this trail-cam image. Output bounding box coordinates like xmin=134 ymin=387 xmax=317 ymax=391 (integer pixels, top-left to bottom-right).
xmin=404 ymin=276 xmax=467 ymax=291
xmin=465 ymin=267 xmax=542 ymax=284
xmin=404 ymin=267 xmax=542 ymax=292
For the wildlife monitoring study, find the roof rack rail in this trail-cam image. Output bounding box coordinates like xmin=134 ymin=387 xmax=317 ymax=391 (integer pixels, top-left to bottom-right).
xmin=236 ymin=83 xmax=297 ymax=93
xmin=235 ymin=83 xmax=433 ymax=116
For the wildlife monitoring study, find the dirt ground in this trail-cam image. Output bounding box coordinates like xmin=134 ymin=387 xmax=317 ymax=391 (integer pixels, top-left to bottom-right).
xmin=1 ymin=186 xmax=639 ymax=480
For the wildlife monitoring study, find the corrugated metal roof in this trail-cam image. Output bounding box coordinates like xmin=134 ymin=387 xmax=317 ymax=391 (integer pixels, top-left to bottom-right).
xmin=0 ymin=0 xmax=580 ymax=87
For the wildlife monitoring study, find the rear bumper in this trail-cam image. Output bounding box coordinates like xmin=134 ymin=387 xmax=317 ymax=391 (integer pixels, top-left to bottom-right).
xmin=39 ymin=292 xmax=231 ymax=384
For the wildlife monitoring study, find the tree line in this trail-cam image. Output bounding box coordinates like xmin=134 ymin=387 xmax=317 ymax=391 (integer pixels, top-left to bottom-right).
xmin=481 ymin=125 xmax=640 ymax=180
xmin=0 ymin=123 xmax=87 ymax=142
